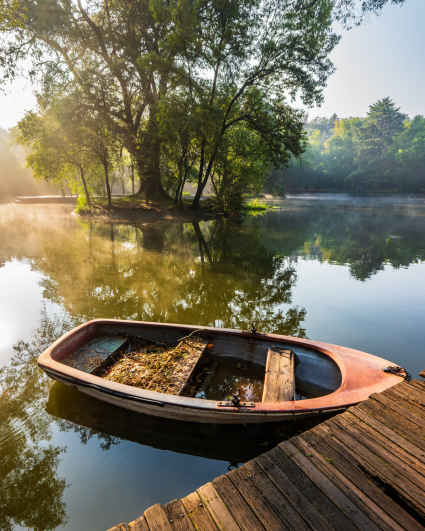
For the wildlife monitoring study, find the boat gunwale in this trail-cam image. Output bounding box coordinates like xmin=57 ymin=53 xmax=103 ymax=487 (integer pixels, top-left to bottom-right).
xmin=37 ymin=318 xmax=403 ymax=415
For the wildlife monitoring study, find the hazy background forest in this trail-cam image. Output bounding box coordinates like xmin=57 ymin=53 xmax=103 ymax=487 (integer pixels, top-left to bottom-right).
xmin=267 ymin=97 xmax=425 ymax=194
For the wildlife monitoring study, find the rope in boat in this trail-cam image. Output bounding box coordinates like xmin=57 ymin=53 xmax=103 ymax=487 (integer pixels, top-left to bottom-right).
xmin=176 ymin=329 xmax=205 ymax=342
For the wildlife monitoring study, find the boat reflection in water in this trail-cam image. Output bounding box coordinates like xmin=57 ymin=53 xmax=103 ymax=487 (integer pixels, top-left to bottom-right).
xmin=46 ymin=382 xmax=329 ymax=464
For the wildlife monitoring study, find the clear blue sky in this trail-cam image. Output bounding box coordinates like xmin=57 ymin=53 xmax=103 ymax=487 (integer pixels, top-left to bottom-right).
xmin=308 ymin=0 xmax=425 ymax=120
xmin=0 ymin=0 xmax=424 ymax=129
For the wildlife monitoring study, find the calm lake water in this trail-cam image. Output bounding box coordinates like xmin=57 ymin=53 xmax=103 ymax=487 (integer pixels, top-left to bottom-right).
xmin=1 ymin=195 xmax=425 ymax=530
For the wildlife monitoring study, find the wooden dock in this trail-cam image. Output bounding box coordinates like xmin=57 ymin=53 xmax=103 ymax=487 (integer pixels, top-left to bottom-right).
xmin=109 ymin=377 xmax=425 ymax=530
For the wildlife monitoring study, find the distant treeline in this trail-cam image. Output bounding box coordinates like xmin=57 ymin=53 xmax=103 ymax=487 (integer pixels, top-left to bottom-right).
xmin=266 ymin=98 xmax=425 ymax=195
xmin=0 ymin=128 xmax=55 ymax=199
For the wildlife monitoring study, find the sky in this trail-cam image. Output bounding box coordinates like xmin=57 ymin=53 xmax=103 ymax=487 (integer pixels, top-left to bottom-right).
xmin=0 ymin=0 xmax=424 ymax=129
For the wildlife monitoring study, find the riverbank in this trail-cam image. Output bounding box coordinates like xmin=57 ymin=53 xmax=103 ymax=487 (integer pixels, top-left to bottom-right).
xmin=76 ymin=196 xmax=217 ymax=224
xmin=76 ymin=195 xmax=280 ymax=223
xmin=12 ymin=193 xmax=281 ymax=221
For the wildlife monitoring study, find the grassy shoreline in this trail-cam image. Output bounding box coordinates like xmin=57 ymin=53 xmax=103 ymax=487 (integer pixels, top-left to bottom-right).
xmin=75 ymin=195 xmax=281 ymax=222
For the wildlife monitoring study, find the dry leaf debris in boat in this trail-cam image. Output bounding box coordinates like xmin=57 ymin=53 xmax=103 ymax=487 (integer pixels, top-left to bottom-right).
xmin=102 ymin=336 xmax=206 ymax=394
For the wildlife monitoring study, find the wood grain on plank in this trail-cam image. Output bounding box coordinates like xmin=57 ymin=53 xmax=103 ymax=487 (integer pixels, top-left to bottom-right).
xmin=390 ymin=382 xmax=425 ymax=402
xmin=356 ymin=399 xmax=425 ymax=451
xmin=256 ymin=451 xmax=333 ymax=531
xmin=281 ymin=439 xmax=381 ymax=531
xmin=269 ymin=444 xmax=358 ymax=531
xmin=370 ymin=393 xmax=425 ymax=428
xmin=293 ymin=434 xmax=405 ymax=531
xmin=226 ymin=464 xmax=290 ymax=530
xmin=325 ymin=418 xmax=425 ymax=517
xmin=333 ymin=415 xmax=425 ymax=490
xmin=197 ymin=482 xmax=240 ymax=531
xmin=308 ymin=423 xmax=424 ymax=531
xmin=212 ymin=474 xmax=264 ymax=530
xmin=348 ymin=405 xmax=425 ymax=463
xmin=144 ymin=504 xmax=172 ymax=531
xmin=384 ymin=385 xmax=425 ymax=414
xmin=164 ymin=499 xmax=195 ymax=531
xmin=341 ymin=410 xmax=425 ymax=474
xmin=246 ymin=459 xmax=311 ymax=530
xmin=181 ymin=491 xmax=218 ymax=531
xmin=128 ymin=515 xmax=149 ymax=530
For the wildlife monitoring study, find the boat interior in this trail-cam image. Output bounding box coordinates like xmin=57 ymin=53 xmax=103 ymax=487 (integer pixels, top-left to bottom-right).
xmin=58 ymin=322 xmax=342 ymax=402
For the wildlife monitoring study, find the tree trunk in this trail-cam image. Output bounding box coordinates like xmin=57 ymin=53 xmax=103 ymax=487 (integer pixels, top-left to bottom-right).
xmin=135 ymin=147 xmax=169 ymax=202
xmin=134 ymin=111 xmax=169 ymax=202
xmin=103 ymin=162 xmax=112 ymax=208
xmin=192 ymin=174 xmax=209 ymax=209
xmin=130 ymin=162 xmax=135 ymax=194
xmin=174 ymin=178 xmax=182 ymax=204
xmin=178 ymin=176 xmax=186 ymax=205
xmin=79 ymin=166 xmax=91 ymax=205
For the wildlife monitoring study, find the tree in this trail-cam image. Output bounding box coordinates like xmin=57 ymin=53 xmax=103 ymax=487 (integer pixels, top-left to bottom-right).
xmin=17 ymin=89 xmax=128 ymax=207
xmin=17 ymin=105 xmax=96 ymax=205
xmin=181 ymin=0 xmax=339 ymax=209
xmin=367 ymin=97 xmax=406 ymax=147
xmin=0 ymin=0 xmax=406 ymax=206
xmin=393 ymin=115 xmax=425 ymax=192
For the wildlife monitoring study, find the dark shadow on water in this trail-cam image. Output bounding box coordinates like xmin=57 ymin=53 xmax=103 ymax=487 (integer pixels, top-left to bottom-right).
xmin=47 ymin=382 xmax=333 ymax=465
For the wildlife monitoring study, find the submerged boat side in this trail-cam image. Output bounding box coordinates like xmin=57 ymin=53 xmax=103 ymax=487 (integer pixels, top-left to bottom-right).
xmin=37 ymin=319 xmax=404 ymax=423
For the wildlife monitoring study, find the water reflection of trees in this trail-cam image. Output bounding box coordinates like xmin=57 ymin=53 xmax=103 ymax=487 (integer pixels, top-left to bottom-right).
xmin=0 ymin=311 xmax=74 ymax=530
xmin=2 ymin=202 xmax=425 ymax=334
xmin=22 ymin=215 xmax=307 ymax=336
xmin=258 ymin=204 xmax=425 ymax=280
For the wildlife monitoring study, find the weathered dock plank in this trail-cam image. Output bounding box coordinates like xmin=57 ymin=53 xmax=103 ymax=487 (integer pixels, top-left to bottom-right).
xmin=107 ymin=524 xmax=127 ymax=531
xmin=108 ymin=378 xmax=425 ymax=530
xmin=303 ymin=425 xmax=422 ymax=530
xmin=128 ymin=515 xmax=149 ymax=530
xmin=180 ymin=491 xmax=218 ymax=530
xmin=197 ymin=483 xmax=239 ymax=531
xmin=164 ymin=500 xmax=195 ymax=531
xmin=212 ymin=474 xmax=263 ymax=530
xmin=227 ymin=463 xmax=293 ymax=530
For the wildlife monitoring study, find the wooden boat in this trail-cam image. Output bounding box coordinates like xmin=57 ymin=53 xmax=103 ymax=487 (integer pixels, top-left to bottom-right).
xmin=38 ymin=319 xmax=406 ymax=424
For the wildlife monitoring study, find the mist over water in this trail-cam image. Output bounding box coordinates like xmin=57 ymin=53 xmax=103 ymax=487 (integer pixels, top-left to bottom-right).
xmin=0 ymin=196 xmax=424 ymax=530
xmin=0 ymin=128 xmax=56 ymax=200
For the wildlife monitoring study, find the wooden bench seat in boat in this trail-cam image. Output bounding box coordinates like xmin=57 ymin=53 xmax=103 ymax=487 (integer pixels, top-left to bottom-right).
xmin=262 ymin=348 xmax=295 ymax=402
